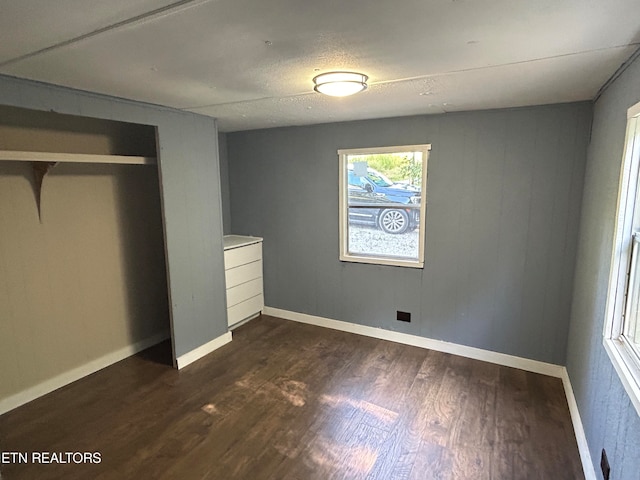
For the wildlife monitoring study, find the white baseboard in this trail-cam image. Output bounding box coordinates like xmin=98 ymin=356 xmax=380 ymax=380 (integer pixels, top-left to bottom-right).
xmin=176 ymin=331 xmax=233 ymax=369
xmin=0 ymin=330 xmax=170 ymax=416
xmin=561 ymin=368 xmax=597 ymax=480
xmin=263 ymin=306 xmax=596 ymax=480
xmin=264 ymin=307 xmax=564 ymax=378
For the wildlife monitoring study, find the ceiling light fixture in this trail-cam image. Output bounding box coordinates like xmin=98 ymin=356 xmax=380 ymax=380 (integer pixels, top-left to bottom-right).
xmin=313 ymin=71 xmax=368 ymax=97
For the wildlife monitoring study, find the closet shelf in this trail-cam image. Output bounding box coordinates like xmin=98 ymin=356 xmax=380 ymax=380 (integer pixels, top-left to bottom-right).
xmin=0 ymin=150 xmax=156 ymax=165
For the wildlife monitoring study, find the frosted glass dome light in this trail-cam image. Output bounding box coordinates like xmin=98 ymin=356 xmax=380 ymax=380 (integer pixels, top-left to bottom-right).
xmin=313 ymin=72 xmax=368 ymax=97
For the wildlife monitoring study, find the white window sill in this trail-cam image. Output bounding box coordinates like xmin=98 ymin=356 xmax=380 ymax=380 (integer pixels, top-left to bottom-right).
xmin=340 ymin=253 xmax=423 ymax=269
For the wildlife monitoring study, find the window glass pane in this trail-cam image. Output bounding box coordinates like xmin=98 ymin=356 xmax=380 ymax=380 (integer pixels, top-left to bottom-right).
xmin=625 ymin=235 xmax=640 ymax=363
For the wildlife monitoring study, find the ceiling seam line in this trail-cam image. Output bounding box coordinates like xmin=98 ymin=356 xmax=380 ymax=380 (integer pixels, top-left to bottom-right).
xmin=0 ymin=0 xmax=214 ymax=69
xmin=372 ymin=43 xmax=640 ymax=86
xmin=177 ymin=43 xmax=640 ymax=112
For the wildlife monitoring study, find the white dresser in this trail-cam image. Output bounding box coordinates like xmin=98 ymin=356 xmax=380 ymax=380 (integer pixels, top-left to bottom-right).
xmin=223 ymin=235 xmax=264 ymax=328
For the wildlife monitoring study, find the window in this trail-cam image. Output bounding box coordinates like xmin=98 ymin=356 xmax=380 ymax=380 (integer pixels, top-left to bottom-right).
xmin=338 ymin=144 xmax=430 ymax=268
xmin=604 ymin=101 xmax=640 ymax=417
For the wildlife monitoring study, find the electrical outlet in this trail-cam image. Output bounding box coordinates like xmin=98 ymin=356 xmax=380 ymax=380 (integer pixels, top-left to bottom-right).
xmin=601 ymin=449 xmax=610 ymax=480
xmin=396 ymin=311 xmax=411 ymax=322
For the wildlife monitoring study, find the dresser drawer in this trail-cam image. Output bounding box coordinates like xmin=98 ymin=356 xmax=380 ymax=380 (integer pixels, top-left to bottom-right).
xmin=225 ymin=260 xmax=262 ymax=289
xmin=224 ymin=242 xmax=262 ymax=270
xmin=227 ymin=294 xmax=264 ymax=326
xmin=226 ymin=277 xmax=263 ymax=308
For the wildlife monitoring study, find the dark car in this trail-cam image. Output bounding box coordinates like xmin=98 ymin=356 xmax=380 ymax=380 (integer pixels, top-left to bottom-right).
xmin=347 ymin=166 xmax=421 ymax=234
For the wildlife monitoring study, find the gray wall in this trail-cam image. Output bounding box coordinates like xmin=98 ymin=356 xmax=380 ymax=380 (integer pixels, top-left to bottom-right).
xmin=218 ymin=132 xmax=232 ymax=234
xmin=227 ymin=103 xmax=592 ymax=364
xmin=567 ymin=54 xmax=640 ymax=478
xmin=0 ymin=75 xmax=228 ymax=362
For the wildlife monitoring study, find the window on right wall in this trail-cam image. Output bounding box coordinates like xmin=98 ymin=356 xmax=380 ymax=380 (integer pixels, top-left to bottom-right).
xmin=604 ymin=100 xmax=640 ymax=417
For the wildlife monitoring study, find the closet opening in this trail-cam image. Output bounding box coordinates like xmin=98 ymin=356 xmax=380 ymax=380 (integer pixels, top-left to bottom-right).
xmin=0 ymin=105 xmax=172 ymax=413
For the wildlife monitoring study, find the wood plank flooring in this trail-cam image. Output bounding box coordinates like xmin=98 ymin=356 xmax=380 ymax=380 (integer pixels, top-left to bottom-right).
xmin=0 ymin=315 xmax=584 ymax=480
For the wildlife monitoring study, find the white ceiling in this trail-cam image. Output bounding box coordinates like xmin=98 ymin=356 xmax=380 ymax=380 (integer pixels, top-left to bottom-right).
xmin=1 ymin=0 xmax=639 ymax=132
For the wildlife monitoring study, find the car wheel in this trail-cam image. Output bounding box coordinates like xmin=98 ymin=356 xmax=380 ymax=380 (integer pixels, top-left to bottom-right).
xmin=378 ymin=209 xmax=410 ymax=234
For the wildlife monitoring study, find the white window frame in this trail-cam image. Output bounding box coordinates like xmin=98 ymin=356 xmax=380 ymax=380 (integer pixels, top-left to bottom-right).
xmin=338 ymin=144 xmax=430 ymax=268
xmin=604 ymin=100 xmax=640 ymax=417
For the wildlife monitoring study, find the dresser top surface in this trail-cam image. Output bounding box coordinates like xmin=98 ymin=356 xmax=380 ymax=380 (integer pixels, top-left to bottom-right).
xmin=223 ymin=235 xmax=263 ymax=251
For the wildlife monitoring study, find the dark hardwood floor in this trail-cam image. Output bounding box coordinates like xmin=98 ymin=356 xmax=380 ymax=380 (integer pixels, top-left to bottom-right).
xmin=0 ymin=315 xmax=584 ymax=480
